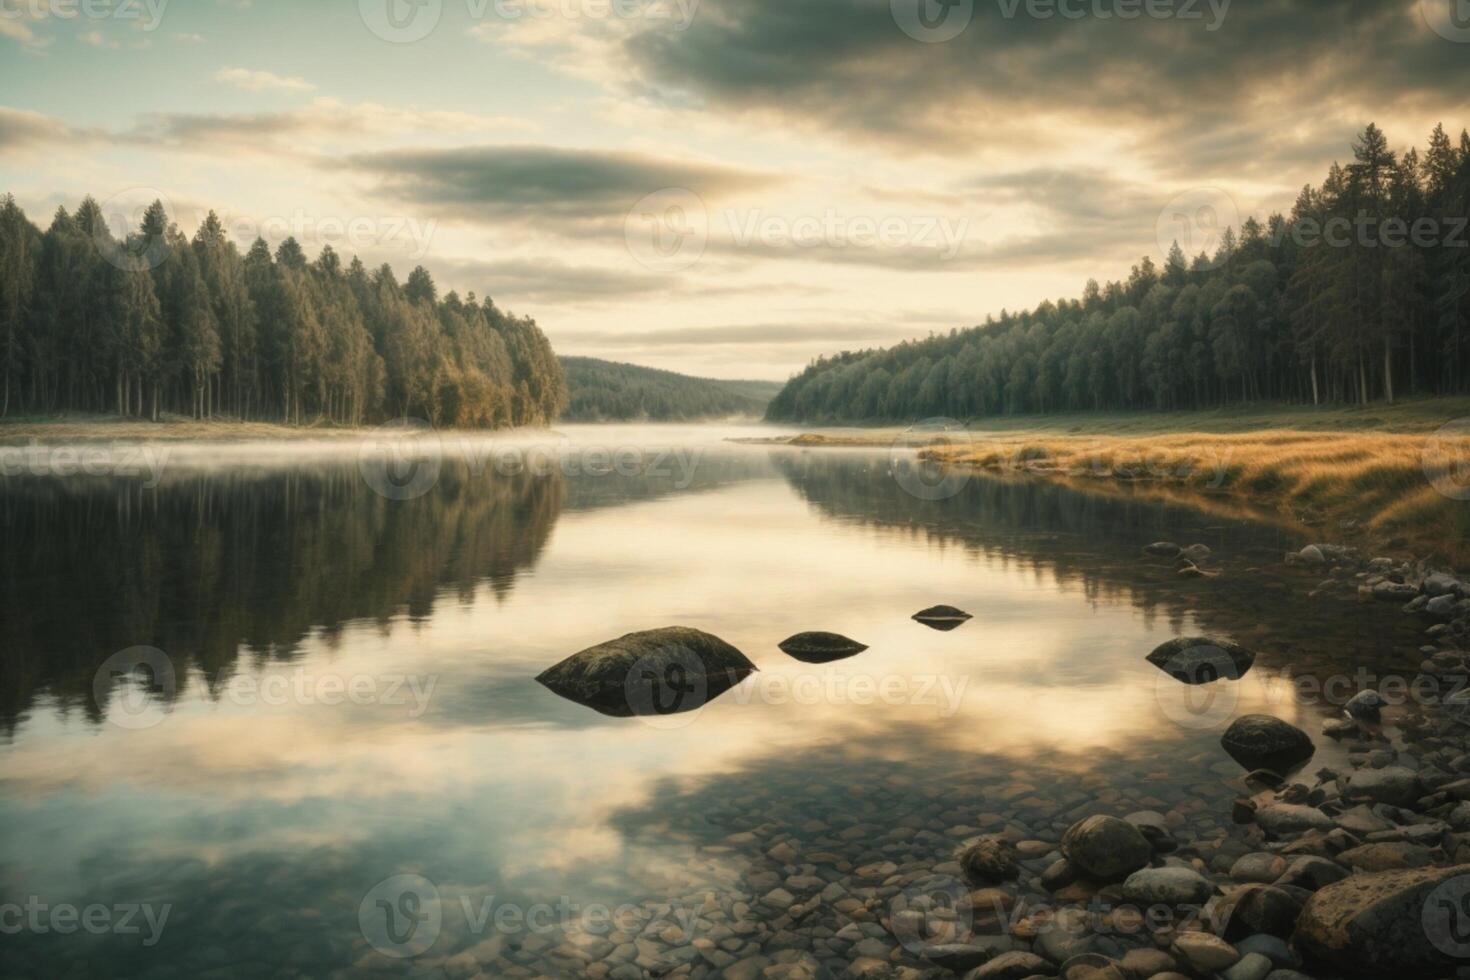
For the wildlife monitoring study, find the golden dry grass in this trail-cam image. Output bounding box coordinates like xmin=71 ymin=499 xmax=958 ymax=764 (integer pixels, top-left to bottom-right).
xmin=924 ymin=429 xmax=1470 ymax=565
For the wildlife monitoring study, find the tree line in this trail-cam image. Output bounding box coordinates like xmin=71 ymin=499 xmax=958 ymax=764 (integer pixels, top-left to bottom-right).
xmin=0 ymin=196 xmax=566 ymax=426
xmin=767 ymin=123 xmax=1470 ymax=423
xmin=559 ymin=356 xmax=780 ymax=421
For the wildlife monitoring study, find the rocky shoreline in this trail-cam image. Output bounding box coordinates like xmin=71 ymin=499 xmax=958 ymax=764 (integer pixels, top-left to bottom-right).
xmin=382 ymin=545 xmax=1470 ymax=980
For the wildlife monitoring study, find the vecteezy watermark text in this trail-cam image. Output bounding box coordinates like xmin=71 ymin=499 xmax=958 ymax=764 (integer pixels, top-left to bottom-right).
xmin=0 ymin=441 xmax=171 ymax=487
xmin=0 ymin=0 xmax=170 ymax=31
xmin=0 ymin=897 xmax=171 ymax=947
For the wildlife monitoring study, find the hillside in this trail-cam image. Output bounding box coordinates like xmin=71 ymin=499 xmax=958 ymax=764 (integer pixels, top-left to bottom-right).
xmin=766 ymin=123 xmax=1470 ymax=425
xmin=559 ymin=357 xmax=781 ymax=421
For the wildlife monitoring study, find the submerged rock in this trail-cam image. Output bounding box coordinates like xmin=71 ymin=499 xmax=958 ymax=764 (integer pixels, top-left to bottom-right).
xmin=1061 ymin=815 xmax=1152 ymax=880
xmin=776 ymin=631 xmax=868 ymax=663
xmin=1147 ymin=636 xmax=1255 ymax=684
xmin=1220 ymin=715 xmax=1315 ymax=775
xmin=536 ymin=626 xmax=756 ymax=717
xmin=959 ymin=836 xmax=1020 ymax=883
xmin=912 ymin=605 xmax=973 ymax=631
xmin=1294 ymin=865 xmax=1470 ymax=975
xmin=1344 ymin=689 xmax=1387 ymax=723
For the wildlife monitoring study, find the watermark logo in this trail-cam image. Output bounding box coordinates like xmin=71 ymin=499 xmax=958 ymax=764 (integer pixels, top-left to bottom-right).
xmin=623 ymin=645 xmax=711 ymax=729
xmin=1152 ymin=643 xmax=1242 ymax=731
xmin=360 ymin=0 xmax=443 ymax=42
xmin=93 ymin=645 xmax=176 ymax=730
xmin=625 ymin=187 xmax=708 ymax=272
xmin=892 ymin=0 xmax=973 ymax=42
xmin=890 ymin=418 xmax=972 ymax=501
xmin=1157 ymin=187 xmax=1239 ymax=271
xmin=1424 ymin=875 xmax=1470 ymax=958
xmin=94 ymin=187 xmax=173 ymax=272
xmin=1423 ymin=418 xmax=1470 ymax=500
xmin=1422 ymin=0 xmax=1470 ymax=42
xmin=358 ymin=418 xmax=443 ymax=501
xmin=889 ymin=875 xmax=975 ymax=953
xmin=359 ymin=874 xmax=443 ymax=958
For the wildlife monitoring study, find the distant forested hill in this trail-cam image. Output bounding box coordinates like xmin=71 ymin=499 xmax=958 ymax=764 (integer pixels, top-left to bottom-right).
xmin=560 ymin=357 xmax=781 ymax=421
xmin=767 ymin=123 xmax=1470 ymax=424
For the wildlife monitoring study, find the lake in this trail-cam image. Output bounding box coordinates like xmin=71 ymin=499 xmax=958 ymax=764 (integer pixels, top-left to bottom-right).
xmin=0 ymin=424 xmax=1427 ymax=978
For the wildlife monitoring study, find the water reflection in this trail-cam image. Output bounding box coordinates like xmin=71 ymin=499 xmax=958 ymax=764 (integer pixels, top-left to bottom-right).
xmin=0 ymin=433 xmax=1437 ymax=978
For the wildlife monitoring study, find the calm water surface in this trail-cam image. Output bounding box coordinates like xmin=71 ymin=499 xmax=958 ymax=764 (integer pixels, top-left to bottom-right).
xmin=0 ymin=424 xmax=1426 ymax=978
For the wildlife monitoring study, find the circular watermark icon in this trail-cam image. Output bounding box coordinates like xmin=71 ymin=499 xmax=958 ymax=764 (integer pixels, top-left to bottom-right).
xmin=94 ymin=188 xmax=174 ymax=272
xmin=889 ymin=874 xmax=974 ymax=954
xmin=359 ymin=874 xmax=443 ymax=958
xmin=892 ymin=0 xmax=974 ymax=42
xmin=1422 ymin=0 xmax=1470 ymax=42
xmin=624 ymin=187 xmax=708 ymax=272
xmin=1156 ymin=187 xmax=1239 ymax=271
xmin=1423 ymin=417 xmax=1470 ymax=500
xmin=1153 ymin=643 xmax=1241 ymax=731
xmin=623 ymin=645 xmax=712 ymax=729
xmin=92 ymin=646 xmax=177 ymax=730
xmin=360 ymin=0 xmax=444 ymax=42
xmin=358 ymin=418 xmax=443 ymax=501
xmin=889 ymin=418 xmax=972 ymax=501
xmin=1424 ymin=874 xmax=1470 ymax=958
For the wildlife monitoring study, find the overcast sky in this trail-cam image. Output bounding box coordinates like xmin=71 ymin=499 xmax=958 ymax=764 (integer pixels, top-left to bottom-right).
xmin=2 ymin=0 xmax=1467 ymax=379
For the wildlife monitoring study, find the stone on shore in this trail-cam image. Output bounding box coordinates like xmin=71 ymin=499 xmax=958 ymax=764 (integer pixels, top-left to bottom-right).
xmin=1293 ymin=865 xmax=1470 ymax=975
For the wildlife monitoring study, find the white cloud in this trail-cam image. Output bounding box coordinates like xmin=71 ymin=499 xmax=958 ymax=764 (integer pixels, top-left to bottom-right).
xmin=213 ymin=67 xmax=315 ymax=94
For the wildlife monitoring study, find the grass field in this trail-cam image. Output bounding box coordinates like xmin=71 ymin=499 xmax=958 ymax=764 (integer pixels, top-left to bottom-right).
xmin=756 ymin=399 xmax=1470 ymax=566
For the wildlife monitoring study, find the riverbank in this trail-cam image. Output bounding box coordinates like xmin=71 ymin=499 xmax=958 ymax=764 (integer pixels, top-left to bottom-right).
xmin=0 ymin=412 xmax=365 ymax=443
xmin=743 ymin=401 xmax=1470 ymax=567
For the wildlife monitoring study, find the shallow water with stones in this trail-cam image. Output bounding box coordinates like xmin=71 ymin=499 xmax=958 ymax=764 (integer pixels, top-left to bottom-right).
xmin=0 ymin=425 xmax=1428 ymax=978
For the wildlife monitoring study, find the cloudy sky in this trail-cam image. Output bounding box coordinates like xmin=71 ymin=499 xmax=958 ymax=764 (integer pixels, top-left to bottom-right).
xmin=2 ymin=0 xmax=1467 ymax=379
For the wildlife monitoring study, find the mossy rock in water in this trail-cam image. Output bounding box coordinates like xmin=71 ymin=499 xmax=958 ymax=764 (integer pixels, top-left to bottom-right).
xmin=777 ymin=631 xmax=868 ymax=663
xmin=1220 ymin=714 xmax=1314 ymax=776
xmin=536 ymin=627 xmax=756 ymax=717
xmin=912 ymin=605 xmax=973 ymax=631
xmin=1146 ymin=636 xmax=1255 ymax=684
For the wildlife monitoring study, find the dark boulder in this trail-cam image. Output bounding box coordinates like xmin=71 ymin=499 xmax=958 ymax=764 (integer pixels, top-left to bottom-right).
xmin=1220 ymin=714 xmax=1315 ymax=775
xmin=776 ymin=631 xmax=868 ymax=663
xmin=1146 ymin=636 xmax=1255 ymax=684
xmin=1294 ymin=865 xmax=1470 ymax=975
xmin=912 ymin=605 xmax=973 ymax=631
xmin=537 ymin=627 xmax=756 ymax=717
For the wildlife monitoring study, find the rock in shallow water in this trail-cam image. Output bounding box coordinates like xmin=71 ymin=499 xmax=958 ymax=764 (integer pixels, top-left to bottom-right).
xmin=959 ymin=835 xmax=1020 ymax=883
xmin=1220 ymin=714 xmax=1315 ymax=775
xmin=1121 ymin=866 xmax=1214 ymax=906
xmin=912 ymin=604 xmax=973 ymax=630
xmin=775 ymin=631 xmax=868 ymax=663
xmin=536 ymin=626 xmax=756 ymax=716
xmin=1147 ymin=636 xmax=1255 ymax=684
xmin=1061 ymin=815 xmax=1153 ymax=880
xmin=1294 ymin=865 xmax=1470 ymax=976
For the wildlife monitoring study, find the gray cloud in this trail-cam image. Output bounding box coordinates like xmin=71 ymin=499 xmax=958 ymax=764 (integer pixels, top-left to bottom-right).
xmin=622 ymin=0 xmax=1469 ymax=167
xmin=344 ymin=145 xmax=778 ymax=225
xmin=0 ymin=106 xmax=84 ymax=152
